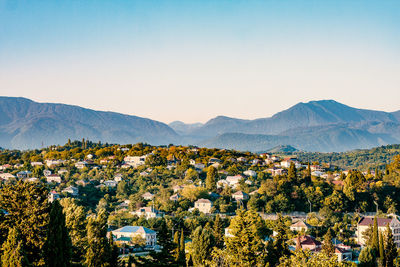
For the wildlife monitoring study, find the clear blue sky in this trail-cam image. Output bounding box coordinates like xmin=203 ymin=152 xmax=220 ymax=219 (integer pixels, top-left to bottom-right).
xmin=1 ymin=0 xmax=399 ymax=123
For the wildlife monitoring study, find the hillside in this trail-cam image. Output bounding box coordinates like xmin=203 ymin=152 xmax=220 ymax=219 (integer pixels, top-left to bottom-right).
xmin=0 ymin=97 xmax=178 ymax=149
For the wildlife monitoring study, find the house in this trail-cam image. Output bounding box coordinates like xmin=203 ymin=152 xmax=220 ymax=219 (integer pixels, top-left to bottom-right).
xmin=132 ymin=207 xmax=163 ymax=219
xmin=194 ymin=163 xmax=205 ymax=170
xmin=45 ymin=159 xmax=65 ymax=168
xmin=194 ymin=199 xmax=213 ymax=214
xmin=243 ymin=170 xmax=257 ymax=177
xmin=124 ymin=155 xmax=148 ymax=167
xmin=226 ymin=175 xmax=244 ymax=187
xmin=114 ymin=174 xmax=123 ymax=182
xmin=104 ymin=180 xmax=118 ymax=187
xmin=357 ymin=216 xmax=400 ymax=247
xmin=142 ymin=192 xmax=155 ymax=200
xmin=43 ymin=169 xmax=52 ymax=176
xmin=217 ymin=179 xmax=229 ymax=189
xmin=75 ymin=161 xmax=88 ymax=169
xmin=31 ymin=161 xmax=43 ymax=167
xmin=290 ymin=220 xmax=313 ymax=232
xmin=173 ymin=185 xmax=184 ymax=192
xmin=24 ymin=177 xmax=39 ymax=183
xmin=76 ymin=179 xmax=89 ymax=187
xmin=311 ymin=171 xmax=325 ymax=177
xmin=48 ymin=191 xmax=60 ymax=202
xmin=232 ymin=191 xmax=249 ymax=201
xmin=294 ymin=235 xmax=321 ymax=251
xmin=268 ymin=168 xmax=286 ymax=176
xmin=208 ymin=158 xmax=221 ymax=164
xmin=58 ymin=169 xmax=68 ymax=175
xmin=46 ymin=174 xmax=62 ymax=183
xmin=111 ymin=226 xmax=157 ymax=248
xmin=0 ymin=164 xmax=12 ymax=170
xmin=169 ymin=193 xmax=181 ymax=202
xmin=62 ymin=186 xmax=79 ymax=196
xmin=0 ymin=173 xmax=16 ymax=181
xmin=335 ymin=246 xmax=352 ymax=262
xmin=16 ymin=171 xmax=32 ymax=179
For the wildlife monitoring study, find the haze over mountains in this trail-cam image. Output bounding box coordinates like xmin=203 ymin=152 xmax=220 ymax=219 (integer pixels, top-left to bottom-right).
xmin=1 ymin=96 xmax=399 ymax=152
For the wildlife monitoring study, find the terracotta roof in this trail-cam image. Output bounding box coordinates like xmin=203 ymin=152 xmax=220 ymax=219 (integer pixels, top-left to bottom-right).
xmin=358 ymin=217 xmax=393 ymax=227
xmin=299 ymin=235 xmax=321 ymax=246
xmin=196 ymin=198 xmax=212 ymax=204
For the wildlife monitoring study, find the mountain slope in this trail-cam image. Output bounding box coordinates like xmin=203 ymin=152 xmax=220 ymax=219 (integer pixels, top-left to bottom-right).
xmin=0 ymin=97 xmax=178 ymax=149
xmin=168 ymin=121 xmax=203 ymax=135
xmin=200 ymin=124 xmax=398 ymax=152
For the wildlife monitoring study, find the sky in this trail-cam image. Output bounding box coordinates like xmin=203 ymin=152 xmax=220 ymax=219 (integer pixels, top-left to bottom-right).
xmin=0 ymin=0 xmax=399 ymax=123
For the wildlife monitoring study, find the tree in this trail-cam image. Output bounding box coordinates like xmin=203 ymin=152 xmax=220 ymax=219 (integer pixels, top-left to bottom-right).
xmin=44 ymin=200 xmax=72 ymax=267
xmin=60 ymin=198 xmax=87 ymax=264
xmin=270 ymin=214 xmax=290 ymax=266
xmin=225 ymin=209 xmax=268 ymax=266
xmin=206 ymin=166 xmax=218 ymax=191
xmin=385 ymin=224 xmax=397 ymax=267
xmin=371 ymin=216 xmax=379 ymax=254
xmin=85 ymin=209 xmax=111 ymax=267
xmin=109 ymin=236 xmax=119 ymax=267
xmin=213 ymin=214 xmax=224 ymax=249
xmin=173 ymin=231 xmax=180 ymax=262
xmin=288 ymin=162 xmax=297 ymax=182
xmin=378 ymin=231 xmax=385 ymax=266
xmin=359 ymin=247 xmax=376 ymax=267
xmin=0 ymin=181 xmax=49 ymax=266
xmin=191 ymin=226 xmax=215 ymax=266
xmin=179 ymin=229 xmax=186 ymax=265
xmin=1 ymin=228 xmax=29 ymax=267
xmin=322 ymin=229 xmax=335 ymax=257
xmin=278 ymin=249 xmax=353 ymax=267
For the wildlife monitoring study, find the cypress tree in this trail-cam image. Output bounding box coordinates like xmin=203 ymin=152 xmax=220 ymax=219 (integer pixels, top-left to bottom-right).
xmin=213 ymin=214 xmax=224 ymax=249
xmin=379 ymin=231 xmax=385 ymax=266
xmin=44 ymin=200 xmax=72 ymax=267
xmin=85 ymin=209 xmax=111 ymax=267
xmin=173 ymin=230 xmax=180 ymax=262
xmin=191 ymin=226 xmax=215 ymax=266
xmin=322 ymin=229 xmax=335 ymax=257
xmin=372 ymin=216 xmax=379 ymax=254
xmin=108 ymin=236 xmax=119 ymax=267
xmin=179 ymin=229 xmax=186 ymax=265
xmin=385 ymin=224 xmax=397 ymax=267
xmin=1 ymin=228 xmax=29 ymax=267
xmin=205 ymin=166 xmax=218 ymax=191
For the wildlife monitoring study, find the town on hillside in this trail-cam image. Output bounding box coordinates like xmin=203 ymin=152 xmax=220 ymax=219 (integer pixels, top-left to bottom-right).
xmin=1 ymin=140 xmax=400 ymax=266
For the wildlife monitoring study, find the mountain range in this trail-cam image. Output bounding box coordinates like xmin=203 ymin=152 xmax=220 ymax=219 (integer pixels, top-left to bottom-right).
xmin=1 ymin=97 xmax=399 ymax=152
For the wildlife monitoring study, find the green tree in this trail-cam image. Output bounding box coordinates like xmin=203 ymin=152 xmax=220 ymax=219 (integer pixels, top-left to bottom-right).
xmin=270 ymin=214 xmax=290 ymax=266
xmin=85 ymin=209 xmax=111 ymax=267
xmin=1 ymin=228 xmax=29 ymax=267
xmin=191 ymin=226 xmax=215 ymax=266
xmin=206 ymin=166 xmax=218 ymax=191
xmin=179 ymin=229 xmax=186 ymax=265
xmin=44 ymin=200 xmax=72 ymax=267
xmin=213 ymin=214 xmax=224 ymax=249
xmin=359 ymin=247 xmax=376 ymax=267
xmin=371 ymin=216 xmax=379 ymax=254
xmin=322 ymin=229 xmax=335 ymax=257
xmin=173 ymin=231 xmax=180 ymax=262
xmin=385 ymin=224 xmax=397 ymax=267
xmin=225 ymin=208 xmax=268 ymax=267
xmin=378 ymin=231 xmax=385 ymax=266
xmin=60 ymin=198 xmax=87 ymax=264
xmin=0 ymin=181 xmax=49 ymax=266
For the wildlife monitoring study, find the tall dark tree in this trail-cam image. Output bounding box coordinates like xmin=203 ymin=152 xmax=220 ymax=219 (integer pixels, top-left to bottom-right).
xmin=0 ymin=181 xmax=49 ymax=266
xmin=44 ymin=200 xmax=72 ymax=267
xmin=371 ymin=216 xmax=379 ymax=254
xmin=385 ymin=224 xmax=397 ymax=267
xmin=322 ymin=229 xmax=335 ymax=257
xmin=108 ymin=236 xmax=119 ymax=267
xmin=213 ymin=214 xmax=224 ymax=249
xmin=206 ymin=166 xmax=218 ymax=191
xmin=378 ymin=231 xmax=385 ymax=266
xmin=179 ymin=229 xmax=186 ymax=265
xmin=1 ymin=227 xmax=29 ymax=267
xmin=191 ymin=226 xmax=215 ymax=266
xmin=85 ymin=209 xmax=111 ymax=267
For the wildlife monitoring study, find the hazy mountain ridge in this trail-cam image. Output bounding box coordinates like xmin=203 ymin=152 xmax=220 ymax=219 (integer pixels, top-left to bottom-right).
xmin=0 ymin=97 xmax=178 ymax=149
xmin=1 ymin=97 xmax=399 ymax=152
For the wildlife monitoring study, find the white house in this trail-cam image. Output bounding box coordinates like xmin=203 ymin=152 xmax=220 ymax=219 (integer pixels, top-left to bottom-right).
xmin=232 ymin=191 xmax=249 ymax=201
xmin=46 ymin=174 xmax=62 ymax=184
xmin=243 ymin=170 xmax=257 ymax=177
xmin=357 ymin=216 xmax=400 ymax=247
xmin=104 ymin=180 xmax=118 ymax=187
xmin=142 ymin=192 xmax=155 ymax=200
xmin=194 ymin=199 xmax=213 ymax=214
xmin=75 ymin=161 xmax=88 ymax=169
xmin=48 ymin=191 xmax=60 ymax=202
xmin=62 ymin=186 xmax=79 ymax=196
xmin=111 ymin=226 xmax=157 ymax=248
xmin=124 ymin=155 xmax=148 ymax=168
xmin=0 ymin=173 xmax=16 ymax=181
xmin=226 ymin=175 xmax=244 ymax=187
xmin=132 ymin=207 xmax=163 ymax=219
